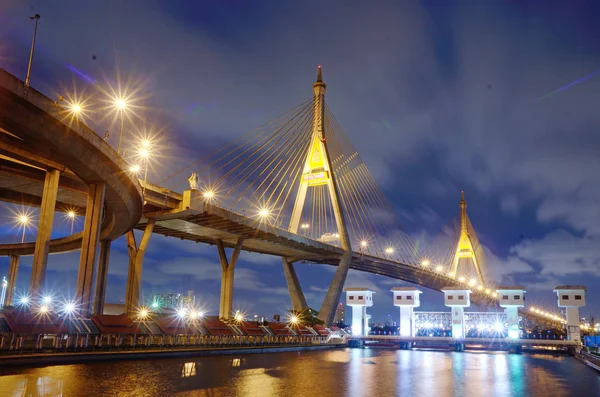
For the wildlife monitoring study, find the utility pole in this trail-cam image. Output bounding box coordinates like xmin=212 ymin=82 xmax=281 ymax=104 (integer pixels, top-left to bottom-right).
xmin=25 ymin=14 xmax=41 ymax=87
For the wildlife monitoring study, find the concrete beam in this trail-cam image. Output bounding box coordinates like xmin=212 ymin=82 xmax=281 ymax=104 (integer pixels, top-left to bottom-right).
xmin=4 ymin=255 xmax=19 ymax=307
xmin=281 ymin=257 xmax=308 ymax=311
xmin=75 ymin=183 xmax=106 ymax=317
xmin=217 ymin=237 xmax=243 ymax=319
xmin=92 ymin=240 xmax=111 ymax=316
xmin=124 ymin=219 xmax=155 ymax=316
xmin=318 ymin=251 xmax=353 ymax=325
xmin=30 ymin=169 xmax=60 ymax=297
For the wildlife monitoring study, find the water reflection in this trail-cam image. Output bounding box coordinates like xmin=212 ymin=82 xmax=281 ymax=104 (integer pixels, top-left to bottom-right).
xmin=0 ymin=349 xmax=598 ymax=396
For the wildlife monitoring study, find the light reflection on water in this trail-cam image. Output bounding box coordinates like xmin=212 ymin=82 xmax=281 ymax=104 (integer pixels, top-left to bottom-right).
xmin=0 ymin=349 xmax=598 ymax=397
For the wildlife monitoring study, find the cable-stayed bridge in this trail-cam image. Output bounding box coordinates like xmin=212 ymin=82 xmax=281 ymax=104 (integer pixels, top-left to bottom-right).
xmin=0 ymin=67 xmax=556 ymax=327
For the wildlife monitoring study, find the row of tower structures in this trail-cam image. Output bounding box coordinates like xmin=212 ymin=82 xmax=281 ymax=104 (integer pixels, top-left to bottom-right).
xmin=345 ymin=285 xmax=587 ymax=343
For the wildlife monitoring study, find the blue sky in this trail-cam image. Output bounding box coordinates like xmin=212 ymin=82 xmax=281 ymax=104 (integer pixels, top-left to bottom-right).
xmin=1 ymin=0 xmax=600 ymax=322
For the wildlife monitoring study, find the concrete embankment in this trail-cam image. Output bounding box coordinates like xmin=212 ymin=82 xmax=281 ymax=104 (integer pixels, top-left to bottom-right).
xmin=0 ymin=344 xmax=345 ymax=369
xmin=576 ymin=351 xmax=600 ymax=372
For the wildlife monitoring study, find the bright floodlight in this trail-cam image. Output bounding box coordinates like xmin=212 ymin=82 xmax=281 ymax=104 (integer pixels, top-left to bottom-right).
xmin=468 ymin=279 xmax=476 ymax=287
xmin=129 ymin=164 xmax=141 ymax=173
xmin=421 ymin=259 xmax=430 ymax=267
xmin=67 ymin=210 xmax=76 ymax=219
xmin=360 ymin=240 xmax=368 ymax=248
xmin=42 ymin=296 xmax=52 ymax=304
xmin=20 ymin=296 xmax=30 ymax=305
xmin=492 ymin=292 xmax=498 ymax=298
xmin=458 ymin=276 xmax=466 ymax=283
xmin=477 ymin=285 xmax=484 ymax=291
xmin=196 ymin=311 xmax=204 ymax=319
xmin=115 ymin=98 xmax=127 ymax=110
xmin=17 ymin=214 xmax=30 ymax=225
xmin=63 ymin=302 xmax=76 ymax=314
xmin=447 ymin=272 xmax=455 ymax=278
xmin=234 ymin=311 xmax=244 ymax=322
xmin=435 ymin=265 xmax=443 ymax=273
xmin=290 ymin=315 xmax=299 ymax=324
xmin=151 ymin=301 xmax=159 ymax=309
xmin=385 ymin=247 xmax=394 ymax=254
xmin=300 ymin=223 xmax=310 ymax=229
xmin=485 ymin=288 xmax=491 ymax=294
xmin=139 ymin=308 xmax=149 ymax=319
xmin=139 ymin=148 xmax=150 ymax=158
xmin=494 ymin=322 xmax=504 ymax=333
xmin=258 ymin=208 xmax=270 ymax=218
xmin=141 ymin=139 xmax=151 ymax=148
xmin=39 ymin=305 xmax=49 ymax=314
xmin=203 ymin=190 xmax=215 ymax=199
xmin=177 ymin=307 xmax=187 ymax=318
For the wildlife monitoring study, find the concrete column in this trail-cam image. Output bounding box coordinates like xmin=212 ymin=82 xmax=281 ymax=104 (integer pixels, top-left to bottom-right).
xmin=352 ymin=306 xmax=366 ymax=336
xmin=124 ymin=219 xmax=155 ymax=316
xmin=75 ymin=183 xmax=105 ymax=317
xmin=92 ymin=240 xmax=111 ymax=315
xmin=399 ymin=306 xmax=414 ymax=337
xmin=4 ymin=255 xmax=19 ymax=307
xmin=451 ymin=307 xmax=465 ymax=339
xmin=318 ymin=251 xmax=352 ymax=325
xmin=217 ymin=238 xmax=243 ymax=320
xmin=30 ymin=169 xmax=60 ymax=297
xmin=281 ymin=257 xmax=308 ymax=311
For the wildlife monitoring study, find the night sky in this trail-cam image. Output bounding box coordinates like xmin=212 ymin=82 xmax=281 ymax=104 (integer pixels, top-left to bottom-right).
xmin=1 ymin=0 xmax=600 ymax=322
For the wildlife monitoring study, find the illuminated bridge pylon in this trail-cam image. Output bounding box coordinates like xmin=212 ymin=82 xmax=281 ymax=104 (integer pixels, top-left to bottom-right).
xmin=449 ymin=191 xmax=486 ymax=285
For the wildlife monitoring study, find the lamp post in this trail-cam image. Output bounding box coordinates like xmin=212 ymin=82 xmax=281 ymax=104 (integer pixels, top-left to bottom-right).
xmin=25 ymin=14 xmax=40 ymax=87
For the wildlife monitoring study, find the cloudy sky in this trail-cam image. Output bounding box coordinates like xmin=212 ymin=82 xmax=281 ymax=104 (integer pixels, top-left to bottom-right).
xmin=1 ymin=0 xmax=599 ymax=322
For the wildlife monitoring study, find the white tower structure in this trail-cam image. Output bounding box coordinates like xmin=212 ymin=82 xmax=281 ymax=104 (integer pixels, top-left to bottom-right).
xmin=344 ymin=288 xmax=375 ymax=336
xmin=554 ymin=285 xmax=587 ymax=343
xmin=0 ymin=277 xmax=6 ymax=309
xmin=442 ymin=287 xmax=472 ymax=339
xmin=496 ymin=286 xmax=525 ymax=339
xmin=391 ymin=287 xmax=422 ymax=337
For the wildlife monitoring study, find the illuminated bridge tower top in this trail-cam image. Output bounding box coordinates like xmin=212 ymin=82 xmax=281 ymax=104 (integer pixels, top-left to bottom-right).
xmin=450 ymin=191 xmax=485 ymax=285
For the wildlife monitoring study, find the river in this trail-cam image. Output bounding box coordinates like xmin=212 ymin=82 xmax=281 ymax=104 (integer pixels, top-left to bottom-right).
xmin=0 ymin=348 xmax=598 ymax=396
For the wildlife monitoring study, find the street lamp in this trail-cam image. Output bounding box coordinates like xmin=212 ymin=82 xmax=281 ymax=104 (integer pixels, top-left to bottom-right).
xmin=114 ymin=97 xmax=128 ymax=155
xmin=25 ymin=14 xmax=41 ymax=87
xmin=67 ymin=210 xmax=76 ymax=234
xmin=16 ymin=214 xmax=31 ymax=243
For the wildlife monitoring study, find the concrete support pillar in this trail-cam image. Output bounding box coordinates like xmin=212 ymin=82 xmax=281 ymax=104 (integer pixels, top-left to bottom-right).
xmin=451 ymin=307 xmax=465 ymax=339
xmin=351 ymin=306 xmax=367 ymax=336
xmin=92 ymin=240 xmax=111 ymax=315
xmin=30 ymin=169 xmax=60 ymax=297
xmin=318 ymin=251 xmax=352 ymax=325
xmin=75 ymin=183 xmax=105 ymax=317
xmin=399 ymin=306 xmax=414 ymax=337
xmin=4 ymin=255 xmax=19 ymax=307
xmin=217 ymin=238 xmax=243 ymax=320
xmin=281 ymin=257 xmax=308 ymax=311
xmin=124 ymin=219 xmax=155 ymax=316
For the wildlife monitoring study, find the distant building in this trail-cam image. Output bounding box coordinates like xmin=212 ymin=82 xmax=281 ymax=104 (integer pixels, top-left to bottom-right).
xmin=152 ymin=290 xmax=196 ymax=309
xmin=333 ymin=302 xmax=345 ymax=323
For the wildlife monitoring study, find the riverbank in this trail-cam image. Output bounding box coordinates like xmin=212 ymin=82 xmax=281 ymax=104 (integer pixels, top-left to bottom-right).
xmin=0 ymin=343 xmax=344 ymax=369
xmin=576 ymin=351 xmax=600 ymax=373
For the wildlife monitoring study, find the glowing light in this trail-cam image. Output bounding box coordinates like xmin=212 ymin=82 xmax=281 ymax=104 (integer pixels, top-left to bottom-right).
xmin=468 ymin=279 xmax=476 ymax=287
xmin=290 ymin=315 xmax=299 ymax=324
xmin=203 ymin=190 xmax=215 ymax=199
xmin=258 ymin=208 xmax=270 ymax=218
xmin=115 ymin=98 xmax=127 ymax=110
xmin=39 ymin=305 xmax=49 ymax=314
xmin=67 ymin=210 xmax=76 ymax=219
xmin=508 ymin=329 xmax=519 ymax=339
xmin=62 ymin=301 xmax=76 ymax=315
xmin=477 ymin=285 xmax=484 ymax=291
xmin=493 ymin=322 xmax=505 ymax=332
xmin=141 ymin=139 xmax=151 ymax=148
xmin=138 ymin=148 xmax=150 ymax=159
xmin=151 ymin=301 xmax=159 ymax=309
xmin=196 ymin=311 xmax=204 ymax=319
xmin=485 ymin=288 xmax=491 ymax=294
xmin=234 ymin=311 xmax=244 ymax=322
xmin=300 ymin=223 xmax=310 ymax=229
xmin=385 ymin=247 xmax=394 ymax=254
xmin=435 ymin=266 xmax=443 ymax=273
xmin=42 ymin=296 xmax=52 ymax=304
xmin=492 ymin=292 xmax=498 ymax=298
xmin=17 ymin=214 xmax=30 ymax=226
xmin=421 ymin=259 xmax=430 ymax=267
xmin=70 ymin=103 xmax=82 ymax=114
xmin=129 ymin=164 xmax=141 ymax=173
xmin=139 ymin=308 xmax=149 ymax=319
xmin=458 ymin=276 xmax=466 ymax=283
xmin=360 ymin=240 xmax=368 ymax=248
xmin=177 ymin=307 xmax=188 ymax=319
xmin=20 ymin=296 xmax=30 ymax=305
xmin=447 ymin=272 xmax=455 ymax=278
